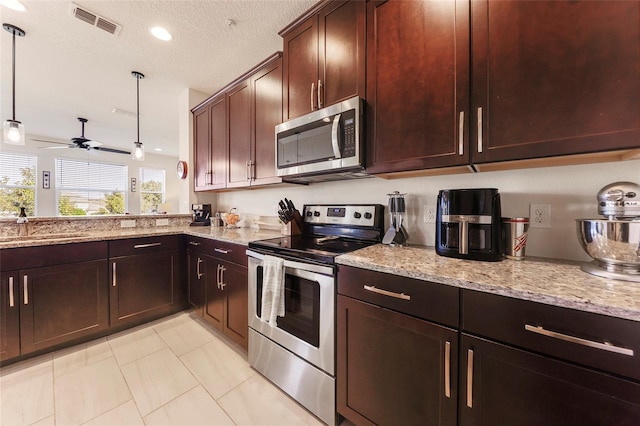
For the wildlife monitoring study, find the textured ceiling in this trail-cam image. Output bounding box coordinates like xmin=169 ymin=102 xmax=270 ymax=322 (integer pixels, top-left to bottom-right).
xmin=0 ymin=0 xmax=317 ymax=157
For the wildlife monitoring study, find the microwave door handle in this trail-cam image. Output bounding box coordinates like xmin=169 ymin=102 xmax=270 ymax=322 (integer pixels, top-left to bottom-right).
xmin=331 ymin=114 xmax=342 ymax=159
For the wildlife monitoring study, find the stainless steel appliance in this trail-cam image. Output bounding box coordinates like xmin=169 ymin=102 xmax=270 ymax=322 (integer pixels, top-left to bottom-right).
xmin=247 ymin=204 xmax=384 ymax=426
xmin=436 ymin=188 xmax=502 ymax=261
xmin=275 ymin=96 xmax=367 ymax=183
xmin=190 ymin=203 xmax=211 ymax=226
xmin=576 ymin=181 xmax=640 ymax=282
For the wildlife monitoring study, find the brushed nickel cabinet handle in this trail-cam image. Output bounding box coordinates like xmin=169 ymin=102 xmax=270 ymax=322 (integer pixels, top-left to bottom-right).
xmin=477 ymin=107 xmax=483 ymax=153
xmin=525 ymin=324 xmax=634 ymax=356
xmin=311 ymin=82 xmax=316 ymax=110
xmin=134 ymin=242 xmax=161 ymax=249
xmin=8 ymin=276 xmax=14 ymax=307
xmin=467 ymin=349 xmax=474 ymax=408
xmin=444 ymin=341 xmax=451 ymax=398
xmin=458 ymin=111 xmax=465 ymax=155
xmin=363 ymin=285 xmax=411 ymax=301
xmin=216 ymin=264 xmax=222 ymax=289
xmin=317 ymin=79 xmax=323 ymax=109
xmin=23 ymin=275 xmax=28 ymax=305
xmin=219 ymin=265 xmax=227 ymax=289
xmin=214 ymin=248 xmax=230 ymax=254
xmin=246 ymin=161 xmax=251 ymax=181
xmin=189 ymin=241 xmax=201 ymax=246
xmin=112 ymin=263 xmax=117 ymax=287
xmin=197 ymin=258 xmax=204 ymax=279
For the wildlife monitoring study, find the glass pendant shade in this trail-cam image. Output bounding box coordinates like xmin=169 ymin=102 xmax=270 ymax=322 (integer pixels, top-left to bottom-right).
xmin=132 ymin=141 xmax=145 ymax=161
xmin=3 ymin=119 xmax=25 ymax=145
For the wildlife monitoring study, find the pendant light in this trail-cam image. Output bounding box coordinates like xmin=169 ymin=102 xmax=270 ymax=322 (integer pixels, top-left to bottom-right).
xmin=3 ymin=23 xmax=26 ymax=146
xmin=131 ymin=71 xmax=145 ymax=161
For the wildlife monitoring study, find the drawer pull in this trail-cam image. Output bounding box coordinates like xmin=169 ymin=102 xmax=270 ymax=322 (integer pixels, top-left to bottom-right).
xmin=444 ymin=341 xmax=451 ymax=398
xmin=134 ymin=242 xmax=162 ymax=249
xmin=524 ymin=324 xmax=634 ymax=357
xmin=214 ymin=248 xmax=230 ymax=254
xmin=363 ymin=285 xmax=411 ymax=301
xmin=189 ymin=241 xmax=201 ymax=246
xmin=8 ymin=276 xmax=15 ymax=307
xmin=466 ymin=349 xmax=474 ymax=408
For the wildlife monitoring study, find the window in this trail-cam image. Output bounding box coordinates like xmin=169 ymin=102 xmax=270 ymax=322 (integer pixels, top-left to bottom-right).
xmin=0 ymin=152 xmax=37 ymax=217
xmin=140 ymin=167 xmax=165 ymax=213
xmin=55 ymin=158 xmax=127 ymax=216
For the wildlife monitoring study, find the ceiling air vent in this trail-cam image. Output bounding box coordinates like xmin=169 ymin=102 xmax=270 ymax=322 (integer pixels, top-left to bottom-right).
xmin=69 ymin=3 xmax=122 ymax=36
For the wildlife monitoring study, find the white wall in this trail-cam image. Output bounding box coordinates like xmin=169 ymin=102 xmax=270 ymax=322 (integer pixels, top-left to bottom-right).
xmin=2 ymin=142 xmax=179 ymax=216
xmin=215 ymin=159 xmax=640 ymax=262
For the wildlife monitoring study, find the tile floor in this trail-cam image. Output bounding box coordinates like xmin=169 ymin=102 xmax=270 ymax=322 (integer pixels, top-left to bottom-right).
xmin=0 ymin=312 xmax=325 ymax=426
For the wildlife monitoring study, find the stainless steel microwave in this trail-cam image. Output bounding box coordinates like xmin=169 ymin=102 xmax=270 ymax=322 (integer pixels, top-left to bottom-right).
xmin=275 ymin=96 xmax=365 ymax=182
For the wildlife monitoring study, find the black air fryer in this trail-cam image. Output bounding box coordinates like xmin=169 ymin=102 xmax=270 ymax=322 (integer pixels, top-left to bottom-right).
xmin=435 ymin=188 xmax=502 ymax=261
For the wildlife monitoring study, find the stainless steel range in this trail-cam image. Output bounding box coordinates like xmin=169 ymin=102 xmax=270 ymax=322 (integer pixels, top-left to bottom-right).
xmin=246 ymin=204 xmax=384 ymax=425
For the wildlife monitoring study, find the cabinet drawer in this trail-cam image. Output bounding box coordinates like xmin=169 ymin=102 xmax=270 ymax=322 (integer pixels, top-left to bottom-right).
xmin=109 ymin=235 xmax=181 ymax=257
xmin=462 ymin=289 xmax=640 ymax=381
xmin=185 ymin=237 xmax=247 ymax=267
xmin=1 ymin=241 xmax=108 ymax=270
xmin=338 ymin=265 xmax=459 ymax=327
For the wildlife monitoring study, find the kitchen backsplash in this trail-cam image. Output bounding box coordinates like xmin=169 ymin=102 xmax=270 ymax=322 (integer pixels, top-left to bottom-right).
xmin=201 ymin=158 xmax=640 ymax=262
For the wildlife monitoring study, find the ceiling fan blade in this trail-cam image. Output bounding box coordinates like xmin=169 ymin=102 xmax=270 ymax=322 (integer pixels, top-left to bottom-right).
xmin=94 ymin=146 xmax=131 ymax=155
xmin=31 ymin=138 xmax=70 ymax=145
xmin=39 ymin=145 xmax=75 ymax=150
xmin=84 ymin=140 xmax=103 ymax=148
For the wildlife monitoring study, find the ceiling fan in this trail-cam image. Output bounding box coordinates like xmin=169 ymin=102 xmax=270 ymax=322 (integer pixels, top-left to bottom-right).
xmin=34 ymin=117 xmax=131 ymax=155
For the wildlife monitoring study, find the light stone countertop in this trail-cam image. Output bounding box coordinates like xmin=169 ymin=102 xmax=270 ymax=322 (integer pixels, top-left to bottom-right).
xmin=336 ymin=244 xmax=640 ymax=322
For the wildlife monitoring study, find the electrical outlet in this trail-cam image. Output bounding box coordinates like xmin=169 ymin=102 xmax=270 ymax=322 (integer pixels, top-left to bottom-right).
xmin=120 ymin=219 xmax=136 ymax=228
xmin=155 ymin=218 xmax=169 ymax=227
xmin=529 ymin=204 xmax=551 ymax=228
xmin=424 ymin=205 xmax=437 ymax=224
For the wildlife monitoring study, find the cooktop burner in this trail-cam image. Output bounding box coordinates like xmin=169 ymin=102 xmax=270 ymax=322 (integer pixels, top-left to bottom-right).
xmin=248 ymin=204 xmax=385 ymax=265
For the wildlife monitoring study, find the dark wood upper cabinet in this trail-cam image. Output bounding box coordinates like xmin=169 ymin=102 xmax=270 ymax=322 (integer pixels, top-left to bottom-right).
xmin=471 ymin=0 xmax=640 ymax=164
xmin=365 ymin=0 xmax=470 ymax=174
xmin=282 ymin=0 xmax=365 ymax=120
xmin=227 ymin=78 xmax=252 ymax=188
xmin=193 ymin=95 xmax=227 ymax=191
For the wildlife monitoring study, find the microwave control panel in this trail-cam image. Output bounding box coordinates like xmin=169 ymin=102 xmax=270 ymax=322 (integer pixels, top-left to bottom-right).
xmin=342 ymin=109 xmax=357 ymax=158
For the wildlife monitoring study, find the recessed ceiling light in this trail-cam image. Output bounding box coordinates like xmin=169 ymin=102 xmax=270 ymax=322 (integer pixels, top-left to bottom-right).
xmin=154 ymin=148 xmax=163 ymax=152
xmin=0 ymin=0 xmax=27 ymax=12
xmin=150 ymin=26 xmax=172 ymax=41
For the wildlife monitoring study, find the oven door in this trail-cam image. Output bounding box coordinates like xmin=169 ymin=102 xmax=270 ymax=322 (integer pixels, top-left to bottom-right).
xmin=247 ymin=251 xmax=335 ymax=375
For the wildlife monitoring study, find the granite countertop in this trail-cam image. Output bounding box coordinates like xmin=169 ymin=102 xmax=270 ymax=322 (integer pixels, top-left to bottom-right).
xmin=336 ymin=244 xmax=640 ymax=322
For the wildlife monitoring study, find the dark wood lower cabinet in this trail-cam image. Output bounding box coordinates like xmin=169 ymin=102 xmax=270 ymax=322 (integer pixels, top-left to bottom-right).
xmin=20 ymin=260 xmax=109 ymax=354
xmin=1 ymin=271 xmax=21 ymax=361
xmin=459 ymin=334 xmax=640 ymax=426
xmin=337 ymin=294 xmax=458 ymax=426
xmin=187 ymin=249 xmax=206 ymax=316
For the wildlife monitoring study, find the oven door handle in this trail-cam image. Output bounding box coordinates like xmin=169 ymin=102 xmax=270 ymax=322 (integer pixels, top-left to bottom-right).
xmin=246 ymin=250 xmax=334 ymax=277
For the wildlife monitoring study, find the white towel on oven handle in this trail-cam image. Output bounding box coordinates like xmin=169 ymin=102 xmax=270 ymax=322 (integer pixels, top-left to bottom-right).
xmin=261 ymin=255 xmax=285 ymax=327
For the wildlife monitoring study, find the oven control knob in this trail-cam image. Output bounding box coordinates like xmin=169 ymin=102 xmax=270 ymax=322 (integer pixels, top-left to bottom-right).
xmin=306 ymin=211 xmax=313 ymax=217
xmin=353 ymin=212 xmax=362 ymax=219
xmin=364 ymin=212 xmax=372 ymax=219
xmin=313 ymin=211 xmax=320 ymax=217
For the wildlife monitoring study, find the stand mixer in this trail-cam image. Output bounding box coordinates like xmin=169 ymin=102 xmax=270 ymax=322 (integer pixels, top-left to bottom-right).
xmin=382 ymin=191 xmax=409 ymax=246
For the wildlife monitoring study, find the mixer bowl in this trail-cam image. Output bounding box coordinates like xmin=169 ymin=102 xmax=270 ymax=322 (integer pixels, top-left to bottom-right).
xmin=576 ymin=219 xmax=640 ymax=274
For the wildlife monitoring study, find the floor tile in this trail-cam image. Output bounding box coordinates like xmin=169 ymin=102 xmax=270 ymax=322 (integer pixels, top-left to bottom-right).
xmin=120 ymin=347 xmax=198 ymax=416
xmin=218 ymin=374 xmax=324 ymax=426
xmin=31 ymin=415 xmax=55 ymax=426
xmin=82 ymin=400 xmax=144 ymax=426
xmin=180 ymin=337 xmax=255 ymax=400
xmin=107 ymin=325 xmax=167 ymax=366
xmin=53 ymin=337 xmax=113 ymax=378
xmin=143 ymin=385 xmax=234 ymax=426
xmin=0 ymin=358 xmax=54 ymax=426
xmin=154 ymin=312 xmax=215 ymax=356
xmin=54 ymin=357 xmax=131 ymax=426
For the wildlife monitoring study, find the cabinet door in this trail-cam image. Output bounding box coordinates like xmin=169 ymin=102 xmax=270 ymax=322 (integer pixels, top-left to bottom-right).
xmin=204 ymin=256 xmax=224 ymax=332
xmin=283 ymin=14 xmax=318 ymax=120
xmin=471 ymin=0 xmax=640 ymax=164
xmin=1 ymin=271 xmax=20 ymax=361
xmin=459 ymin=334 xmax=640 ymax=426
xmin=193 ymin=104 xmax=211 ymax=191
xmin=187 ymin=250 xmax=206 ymax=316
xmin=20 ymin=260 xmax=109 ymax=355
xmin=209 ymin=95 xmax=228 ymax=189
xmin=110 ymin=250 xmax=181 ymax=327
xmin=366 ymin=0 xmax=470 ymax=174
xmin=337 ymin=295 xmax=458 ymax=426
xmin=227 ymin=79 xmax=252 ymax=188
xmin=319 ymin=0 xmax=365 ymax=108
xmin=220 ymin=260 xmax=248 ymax=350
xmin=251 ymin=55 xmax=283 ymax=186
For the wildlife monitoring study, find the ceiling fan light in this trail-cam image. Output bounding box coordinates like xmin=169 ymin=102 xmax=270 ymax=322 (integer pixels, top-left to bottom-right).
xmin=132 ymin=141 xmax=145 ymax=161
xmin=3 ymin=119 xmax=25 ymax=145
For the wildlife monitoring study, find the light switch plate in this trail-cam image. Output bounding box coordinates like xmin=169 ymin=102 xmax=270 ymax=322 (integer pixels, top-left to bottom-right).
xmin=156 ymin=218 xmax=169 ymax=227
xmin=120 ymin=219 xmax=136 ymax=228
